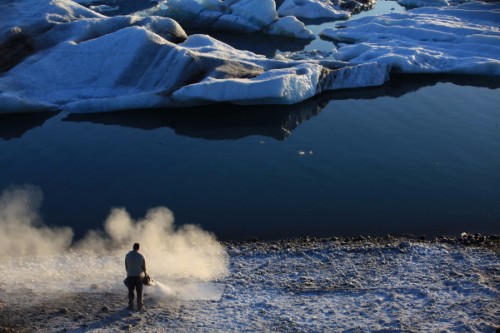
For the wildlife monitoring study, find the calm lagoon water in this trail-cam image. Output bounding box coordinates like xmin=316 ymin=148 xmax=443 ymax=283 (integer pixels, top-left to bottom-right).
xmin=1 ymin=2 xmax=499 ymax=240
xmin=1 ymin=76 xmax=499 ymax=240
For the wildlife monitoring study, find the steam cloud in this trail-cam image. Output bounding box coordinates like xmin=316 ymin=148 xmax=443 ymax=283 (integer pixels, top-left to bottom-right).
xmin=0 ymin=185 xmax=73 ymax=256
xmin=0 ymin=185 xmax=228 ymax=300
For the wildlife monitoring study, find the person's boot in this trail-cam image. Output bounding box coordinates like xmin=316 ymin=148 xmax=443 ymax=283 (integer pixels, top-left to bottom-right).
xmin=128 ymin=302 xmax=134 ymax=311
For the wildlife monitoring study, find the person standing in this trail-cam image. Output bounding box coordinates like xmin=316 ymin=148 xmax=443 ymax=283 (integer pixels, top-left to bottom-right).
xmin=125 ymin=243 xmax=146 ymax=310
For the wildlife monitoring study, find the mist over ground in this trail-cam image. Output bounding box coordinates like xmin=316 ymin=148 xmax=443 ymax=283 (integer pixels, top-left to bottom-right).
xmin=0 ymin=185 xmax=228 ymax=300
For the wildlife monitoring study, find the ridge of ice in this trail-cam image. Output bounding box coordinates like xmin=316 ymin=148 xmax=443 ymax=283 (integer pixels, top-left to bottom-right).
xmin=0 ymin=0 xmax=388 ymax=113
xmin=2 ymin=0 xmax=498 ymax=114
xmin=320 ymin=2 xmax=500 ymax=75
xmin=398 ymin=0 xmax=449 ymax=8
xmin=154 ymin=0 xmax=315 ymax=39
xmin=278 ymin=0 xmax=351 ymax=20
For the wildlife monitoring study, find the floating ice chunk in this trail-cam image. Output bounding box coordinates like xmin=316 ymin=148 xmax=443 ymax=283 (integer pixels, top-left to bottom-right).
xmin=398 ymin=0 xmax=449 ymax=8
xmin=322 ymin=62 xmax=390 ymax=90
xmin=0 ymin=93 xmax=57 ymax=113
xmin=268 ymin=16 xmax=315 ymax=40
xmin=173 ymin=63 xmax=322 ymax=105
xmin=213 ymin=13 xmax=262 ymax=33
xmin=321 ymin=2 xmax=500 ymax=76
xmin=90 ymin=5 xmax=119 ymax=13
xmin=155 ymin=0 xmax=313 ymax=39
xmin=0 ymin=0 xmax=392 ymax=113
xmin=230 ymin=0 xmax=278 ymax=26
xmin=0 ymin=0 xmax=101 ymax=44
xmin=278 ymin=0 xmax=350 ymax=20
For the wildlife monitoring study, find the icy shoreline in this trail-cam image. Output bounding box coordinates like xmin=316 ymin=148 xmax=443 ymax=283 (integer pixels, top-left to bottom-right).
xmin=1 ymin=235 xmax=498 ymax=332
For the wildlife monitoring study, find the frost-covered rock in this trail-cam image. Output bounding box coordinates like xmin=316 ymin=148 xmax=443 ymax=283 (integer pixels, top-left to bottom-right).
xmin=321 ymin=2 xmax=500 ymax=76
xmin=278 ymin=0 xmax=350 ymax=20
xmin=155 ymin=0 xmax=315 ymax=39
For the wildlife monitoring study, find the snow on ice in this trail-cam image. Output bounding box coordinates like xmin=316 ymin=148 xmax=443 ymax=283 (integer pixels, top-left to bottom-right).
xmin=321 ymin=2 xmax=500 ymax=75
xmin=0 ymin=0 xmax=386 ymax=113
xmin=277 ymin=0 xmax=351 ymax=20
xmin=1 ymin=0 xmax=499 ymax=114
xmin=397 ymin=0 xmax=449 ymax=8
xmin=153 ymin=0 xmax=315 ymax=39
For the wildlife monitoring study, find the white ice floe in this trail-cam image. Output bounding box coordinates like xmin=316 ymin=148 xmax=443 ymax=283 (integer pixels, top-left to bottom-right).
xmin=173 ymin=63 xmax=322 ymax=105
xmin=89 ymin=5 xmax=119 ymax=13
xmin=278 ymin=0 xmax=350 ymax=20
xmin=398 ymin=0 xmax=449 ymax=8
xmin=0 ymin=0 xmax=388 ymax=113
xmin=321 ymin=2 xmax=500 ymax=75
xmin=173 ymin=61 xmax=388 ymax=105
xmin=155 ymin=0 xmax=315 ymax=39
xmin=4 ymin=0 xmax=497 ymax=114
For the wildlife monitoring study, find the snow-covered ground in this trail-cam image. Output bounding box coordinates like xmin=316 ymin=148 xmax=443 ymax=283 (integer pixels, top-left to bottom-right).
xmin=0 ymin=186 xmax=497 ymax=332
xmin=0 ymin=237 xmax=498 ymax=332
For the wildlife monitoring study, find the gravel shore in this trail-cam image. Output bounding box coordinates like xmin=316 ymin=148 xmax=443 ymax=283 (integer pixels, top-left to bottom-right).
xmin=0 ymin=234 xmax=498 ymax=332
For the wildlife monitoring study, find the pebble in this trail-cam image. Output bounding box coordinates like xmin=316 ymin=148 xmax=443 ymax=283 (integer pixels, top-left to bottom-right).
xmin=399 ymin=241 xmax=411 ymax=249
xmin=59 ymin=307 xmax=69 ymax=314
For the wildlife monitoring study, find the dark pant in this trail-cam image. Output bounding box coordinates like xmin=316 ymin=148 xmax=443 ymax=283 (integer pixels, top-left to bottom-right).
xmin=127 ymin=276 xmax=143 ymax=309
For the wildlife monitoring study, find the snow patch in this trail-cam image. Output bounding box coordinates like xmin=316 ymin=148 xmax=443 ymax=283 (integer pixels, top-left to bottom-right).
xmin=278 ymin=0 xmax=350 ymax=20
xmin=154 ymin=0 xmax=315 ymax=39
xmin=321 ymin=2 xmax=500 ymax=75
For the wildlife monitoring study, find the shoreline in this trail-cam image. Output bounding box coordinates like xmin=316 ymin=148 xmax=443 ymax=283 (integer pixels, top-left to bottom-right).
xmin=223 ymin=232 xmax=500 ymax=251
xmin=1 ymin=234 xmax=498 ymax=332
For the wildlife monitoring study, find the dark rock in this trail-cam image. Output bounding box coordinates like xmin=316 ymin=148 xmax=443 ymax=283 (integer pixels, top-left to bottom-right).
xmin=101 ymin=305 xmax=110 ymax=313
xmin=399 ymin=241 xmax=411 ymax=249
xmin=90 ymin=284 xmax=99 ymax=290
xmin=59 ymin=307 xmax=69 ymax=314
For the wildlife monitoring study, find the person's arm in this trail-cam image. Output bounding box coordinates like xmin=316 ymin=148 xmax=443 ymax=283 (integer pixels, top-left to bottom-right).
xmin=142 ymin=258 xmax=146 ymax=274
xmin=125 ymin=257 xmax=128 ymax=271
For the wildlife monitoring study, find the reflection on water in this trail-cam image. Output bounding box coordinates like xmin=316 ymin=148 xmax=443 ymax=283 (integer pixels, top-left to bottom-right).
xmin=0 ymin=112 xmax=58 ymax=140
xmin=63 ymin=98 xmax=329 ymax=141
xmin=61 ymin=74 xmax=500 ymax=141
xmin=1 ymin=75 xmax=498 ymax=142
xmin=0 ymin=77 xmax=498 ymax=241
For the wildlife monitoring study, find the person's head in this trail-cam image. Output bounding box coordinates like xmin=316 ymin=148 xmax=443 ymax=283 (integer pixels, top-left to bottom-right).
xmin=133 ymin=243 xmax=140 ymax=251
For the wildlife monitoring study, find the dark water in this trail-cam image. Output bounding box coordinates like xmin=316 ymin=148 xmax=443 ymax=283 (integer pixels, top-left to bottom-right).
xmin=1 ymin=2 xmax=499 ymax=240
xmin=1 ymin=75 xmax=499 ymax=240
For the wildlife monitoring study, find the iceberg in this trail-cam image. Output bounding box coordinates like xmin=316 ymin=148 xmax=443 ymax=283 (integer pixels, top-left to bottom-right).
xmin=89 ymin=5 xmax=119 ymax=13
xmin=154 ymin=0 xmax=315 ymax=39
xmin=320 ymin=2 xmax=500 ymax=75
xmin=397 ymin=0 xmax=449 ymax=8
xmin=0 ymin=0 xmax=389 ymax=114
xmin=2 ymin=0 xmax=497 ymax=114
xmin=277 ymin=0 xmax=351 ymax=20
